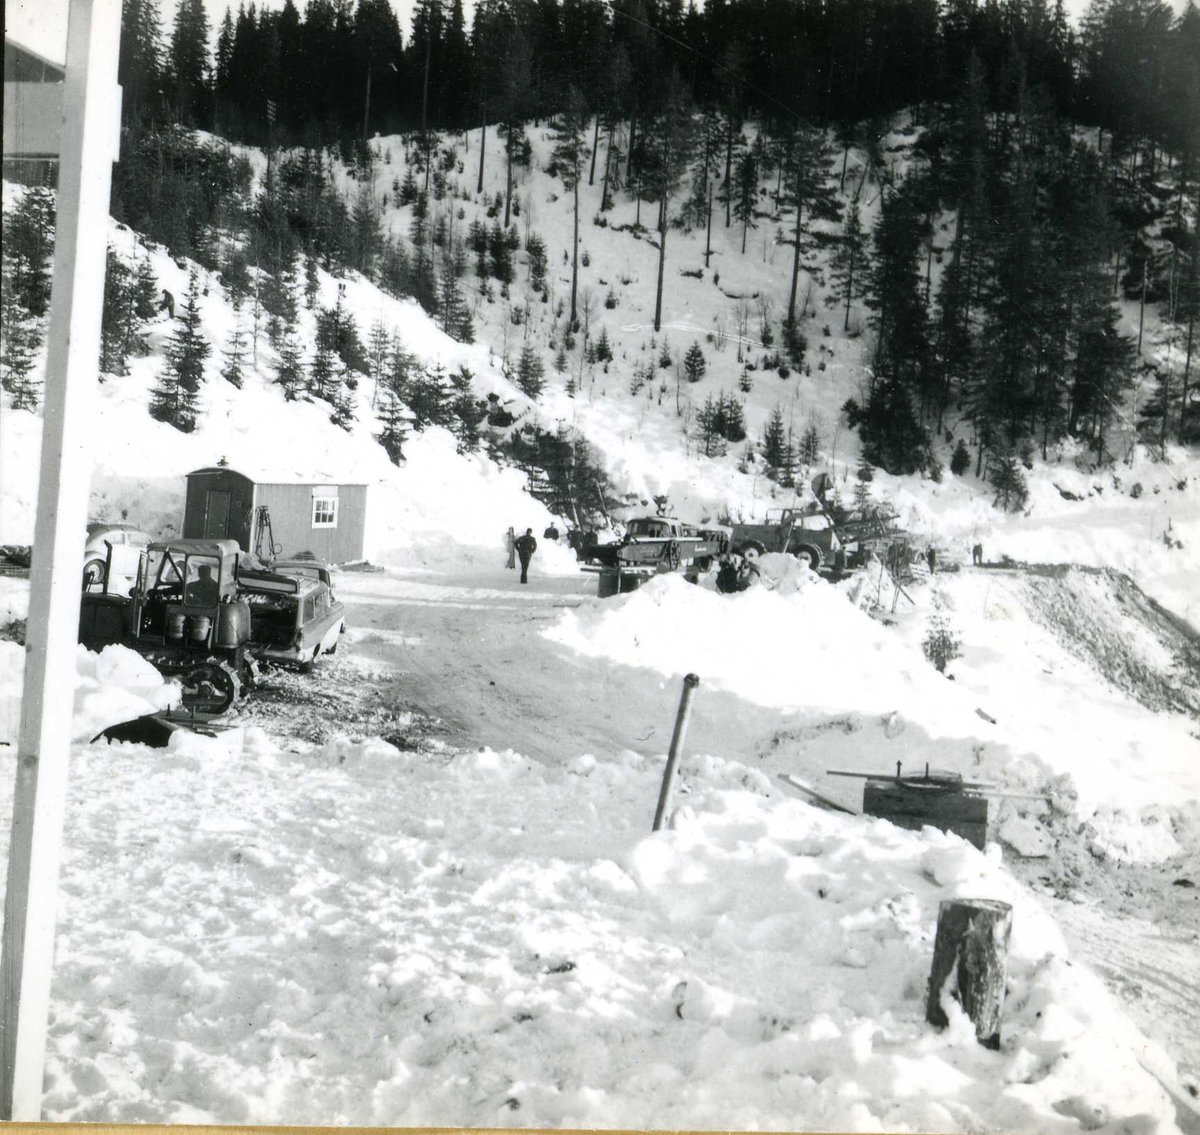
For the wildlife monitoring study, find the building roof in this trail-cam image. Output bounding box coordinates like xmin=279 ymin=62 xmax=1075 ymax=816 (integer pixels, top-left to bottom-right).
xmin=187 ymin=465 xmax=368 ymax=487
xmin=4 ymin=38 xmax=66 ymax=83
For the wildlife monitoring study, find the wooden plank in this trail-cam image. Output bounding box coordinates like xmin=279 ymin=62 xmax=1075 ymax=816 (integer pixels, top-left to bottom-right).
xmin=777 ymin=773 xmax=859 ymax=815
xmin=0 ymin=0 xmax=122 ymax=1119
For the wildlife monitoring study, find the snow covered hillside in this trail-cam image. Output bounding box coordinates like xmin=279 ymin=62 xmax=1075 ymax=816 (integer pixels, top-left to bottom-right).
xmin=2 ymin=106 xmax=1199 ymax=1130
xmin=0 ymin=181 xmax=578 ymax=575
xmin=325 ymin=121 xmax=1200 ymax=622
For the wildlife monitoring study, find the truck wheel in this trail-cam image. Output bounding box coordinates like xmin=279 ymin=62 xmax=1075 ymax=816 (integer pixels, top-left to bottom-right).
xmin=794 ymin=545 xmax=822 ymax=570
xmin=299 ymin=646 xmax=320 ymax=674
xmin=83 ymin=558 xmax=106 ymax=589
xmin=740 ymin=541 xmax=766 ymax=560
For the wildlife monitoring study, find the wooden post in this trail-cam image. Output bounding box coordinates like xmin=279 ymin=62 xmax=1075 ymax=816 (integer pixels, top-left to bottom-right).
xmin=926 ymin=899 xmax=1013 ymax=1050
xmin=0 ymin=0 xmax=122 ymax=1120
xmin=506 ymin=527 xmax=516 ymax=569
xmin=652 ymin=673 xmax=700 ymax=831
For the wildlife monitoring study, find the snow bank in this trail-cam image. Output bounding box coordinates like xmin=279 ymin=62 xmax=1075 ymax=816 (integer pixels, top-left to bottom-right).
xmin=8 ymin=727 xmax=1180 ymax=1131
xmin=546 ymin=571 xmax=984 ymax=733
xmin=0 ymin=641 xmax=180 ymax=746
xmin=545 ymin=568 xmax=1200 ymax=862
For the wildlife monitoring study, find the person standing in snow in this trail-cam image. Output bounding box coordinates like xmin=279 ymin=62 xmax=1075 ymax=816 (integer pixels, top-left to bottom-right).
xmin=515 ymin=528 xmax=538 ymax=584
xmin=926 ymin=546 xmax=937 ymax=575
xmin=972 ymin=543 xmax=983 ymax=566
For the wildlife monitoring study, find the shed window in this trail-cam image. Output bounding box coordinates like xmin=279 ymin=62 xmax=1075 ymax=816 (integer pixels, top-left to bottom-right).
xmin=312 ymin=497 xmax=338 ymax=528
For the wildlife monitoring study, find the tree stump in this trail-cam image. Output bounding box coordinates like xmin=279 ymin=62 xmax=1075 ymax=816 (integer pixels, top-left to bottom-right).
xmin=926 ymin=898 xmax=1013 ymax=1049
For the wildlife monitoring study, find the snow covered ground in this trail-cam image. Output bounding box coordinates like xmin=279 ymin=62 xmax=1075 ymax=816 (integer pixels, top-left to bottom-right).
xmin=0 ymin=721 xmax=1185 ymax=1130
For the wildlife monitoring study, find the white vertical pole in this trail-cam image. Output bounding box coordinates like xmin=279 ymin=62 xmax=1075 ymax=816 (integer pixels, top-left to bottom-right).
xmin=0 ymin=0 xmax=122 ymax=1120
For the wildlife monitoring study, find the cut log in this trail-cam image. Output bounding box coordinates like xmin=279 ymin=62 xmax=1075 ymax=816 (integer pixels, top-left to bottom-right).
xmin=926 ymin=898 xmax=1013 ymax=1049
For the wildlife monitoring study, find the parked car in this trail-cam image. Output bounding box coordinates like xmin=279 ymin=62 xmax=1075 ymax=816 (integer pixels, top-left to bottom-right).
xmin=237 ymin=561 xmax=346 ymax=671
xmin=84 ymin=522 xmax=152 ymax=591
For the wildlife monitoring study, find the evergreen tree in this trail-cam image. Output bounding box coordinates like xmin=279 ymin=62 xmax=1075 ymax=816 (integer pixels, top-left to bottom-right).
xmin=450 ymin=364 xmax=485 ymax=452
xmin=799 ymin=421 xmax=821 ymax=466
xmin=828 ymin=196 xmax=866 ymax=332
xmin=988 ymin=450 xmax=1029 ymax=512
xmin=439 ymin=246 xmax=474 ymax=342
xmin=3 ymin=189 xmax=55 ymax=318
xmin=734 ymin=150 xmax=757 ymax=255
xmin=684 ymin=341 xmax=707 ymax=383
xmin=377 ymin=382 xmax=412 ymax=464
xmin=516 ymin=343 xmax=546 ymax=398
xmin=526 ymin=232 xmax=548 ymax=292
xmin=762 ymin=405 xmax=789 ymax=469
xmin=221 ymin=320 xmax=248 ymax=388
xmin=167 ymin=0 xmax=211 ymax=127
xmin=0 ymin=274 xmax=42 ymax=410
xmin=407 ymin=360 xmax=454 ymax=428
xmin=349 ymin=183 xmax=383 ymax=276
xmin=950 ymin=438 xmax=971 ymax=475
xmin=723 ymin=395 xmax=747 ymax=443
xmin=551 ymin=85 xmax=589 ymax=328
xmin=273 ymin=324 xmax=306 ymax=400
xmin=488 ymin=219 xmax=513 ymax=284
xmin=101 ymin=246 xmax=134 ymax=376
xmin=856 ymin=178 xmax=931 ymax=473
xmin=151 ymin=269 xmax=210 ymax=430
xmin=119 ymin=0 xmax=164 ymax=124
xmin=696 ymin=394 xmax=725 ymax=456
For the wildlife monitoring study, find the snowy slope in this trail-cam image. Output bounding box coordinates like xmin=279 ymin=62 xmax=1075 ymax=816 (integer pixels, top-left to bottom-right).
xmin=345 ymin=123 xmax=1200 ymax=622
xmin=0 ymin=181 xmax=578 ymax=575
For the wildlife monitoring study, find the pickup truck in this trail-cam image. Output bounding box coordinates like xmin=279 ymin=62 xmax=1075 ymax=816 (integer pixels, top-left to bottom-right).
xmin=729 ymin=507 xmax=842 ymax=569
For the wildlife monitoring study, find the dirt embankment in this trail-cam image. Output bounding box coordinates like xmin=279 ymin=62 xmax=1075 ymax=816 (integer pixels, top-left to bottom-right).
xmin=1014 ymin=564 xmax=1200 ymax=720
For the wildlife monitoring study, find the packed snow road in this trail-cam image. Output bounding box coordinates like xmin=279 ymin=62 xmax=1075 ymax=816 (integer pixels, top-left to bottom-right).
xmin=325 ymin=565 xmax=804 ymax=766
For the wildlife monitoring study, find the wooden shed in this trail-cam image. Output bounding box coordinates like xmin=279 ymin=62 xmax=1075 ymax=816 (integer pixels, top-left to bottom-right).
xmin=183 ymin=466 xmax=369 ymax=564
xmin=3 ymin=38 xmax=67 ymax=185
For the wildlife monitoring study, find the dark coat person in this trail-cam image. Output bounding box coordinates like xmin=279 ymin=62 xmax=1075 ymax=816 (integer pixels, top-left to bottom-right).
xmin=515 ymin=529 xmax=538 ymax=584
xmin=926 ymin=546 xmax=937 ymax=575
xmin=160 ymin=289 xmax=176 ymax=319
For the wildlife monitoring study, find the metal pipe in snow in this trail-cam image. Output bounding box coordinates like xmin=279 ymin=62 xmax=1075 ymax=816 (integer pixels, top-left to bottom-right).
xmin=652 ymin=674 xmax=700 ymax=833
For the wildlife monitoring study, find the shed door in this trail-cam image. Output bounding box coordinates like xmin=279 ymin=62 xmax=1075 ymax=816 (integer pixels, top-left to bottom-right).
xmin=203 ymin=490 xmax=232 ymax=538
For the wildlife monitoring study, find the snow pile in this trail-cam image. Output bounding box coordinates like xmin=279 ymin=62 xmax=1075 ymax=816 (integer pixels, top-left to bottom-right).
xmin=12 ymin=728 xmax=1181 ymax=1130
xmin=0 ymin=641 xmax=180 ymax=746
xmin=547 ymin=571 xmax=981 ymax=732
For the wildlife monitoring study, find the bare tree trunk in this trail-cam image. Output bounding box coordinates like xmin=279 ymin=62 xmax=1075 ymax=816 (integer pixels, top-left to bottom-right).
xmin=600 ymin=120 xmax=614 ymax=210
xmin=570 ymin=172 xmax=580 ymax=325
xmin=786 ymin=193 xmax=803 ymax=325
xmin=588 ymin=115 xmax=600 ymax=185
xmin=477 ymin=107 xmax=486 ymax=195
xmin=362 ymin=59 xmax=372 ymax=141
xmin=724 ymin=109 xmax=734 ymax=227
xmin=704 ymin=182 xmax=713 ymax=268
xmin=504 ymin=127 xmax=513 ymax=228
xmin=654 ymin=188 xmax=669 ymax=332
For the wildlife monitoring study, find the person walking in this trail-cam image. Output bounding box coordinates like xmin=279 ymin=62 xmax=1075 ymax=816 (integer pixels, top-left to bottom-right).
xmin=972 ymin=543 xmax=983 ymax=566
xmin=515 ymin=528 xmax=538 ymax=584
